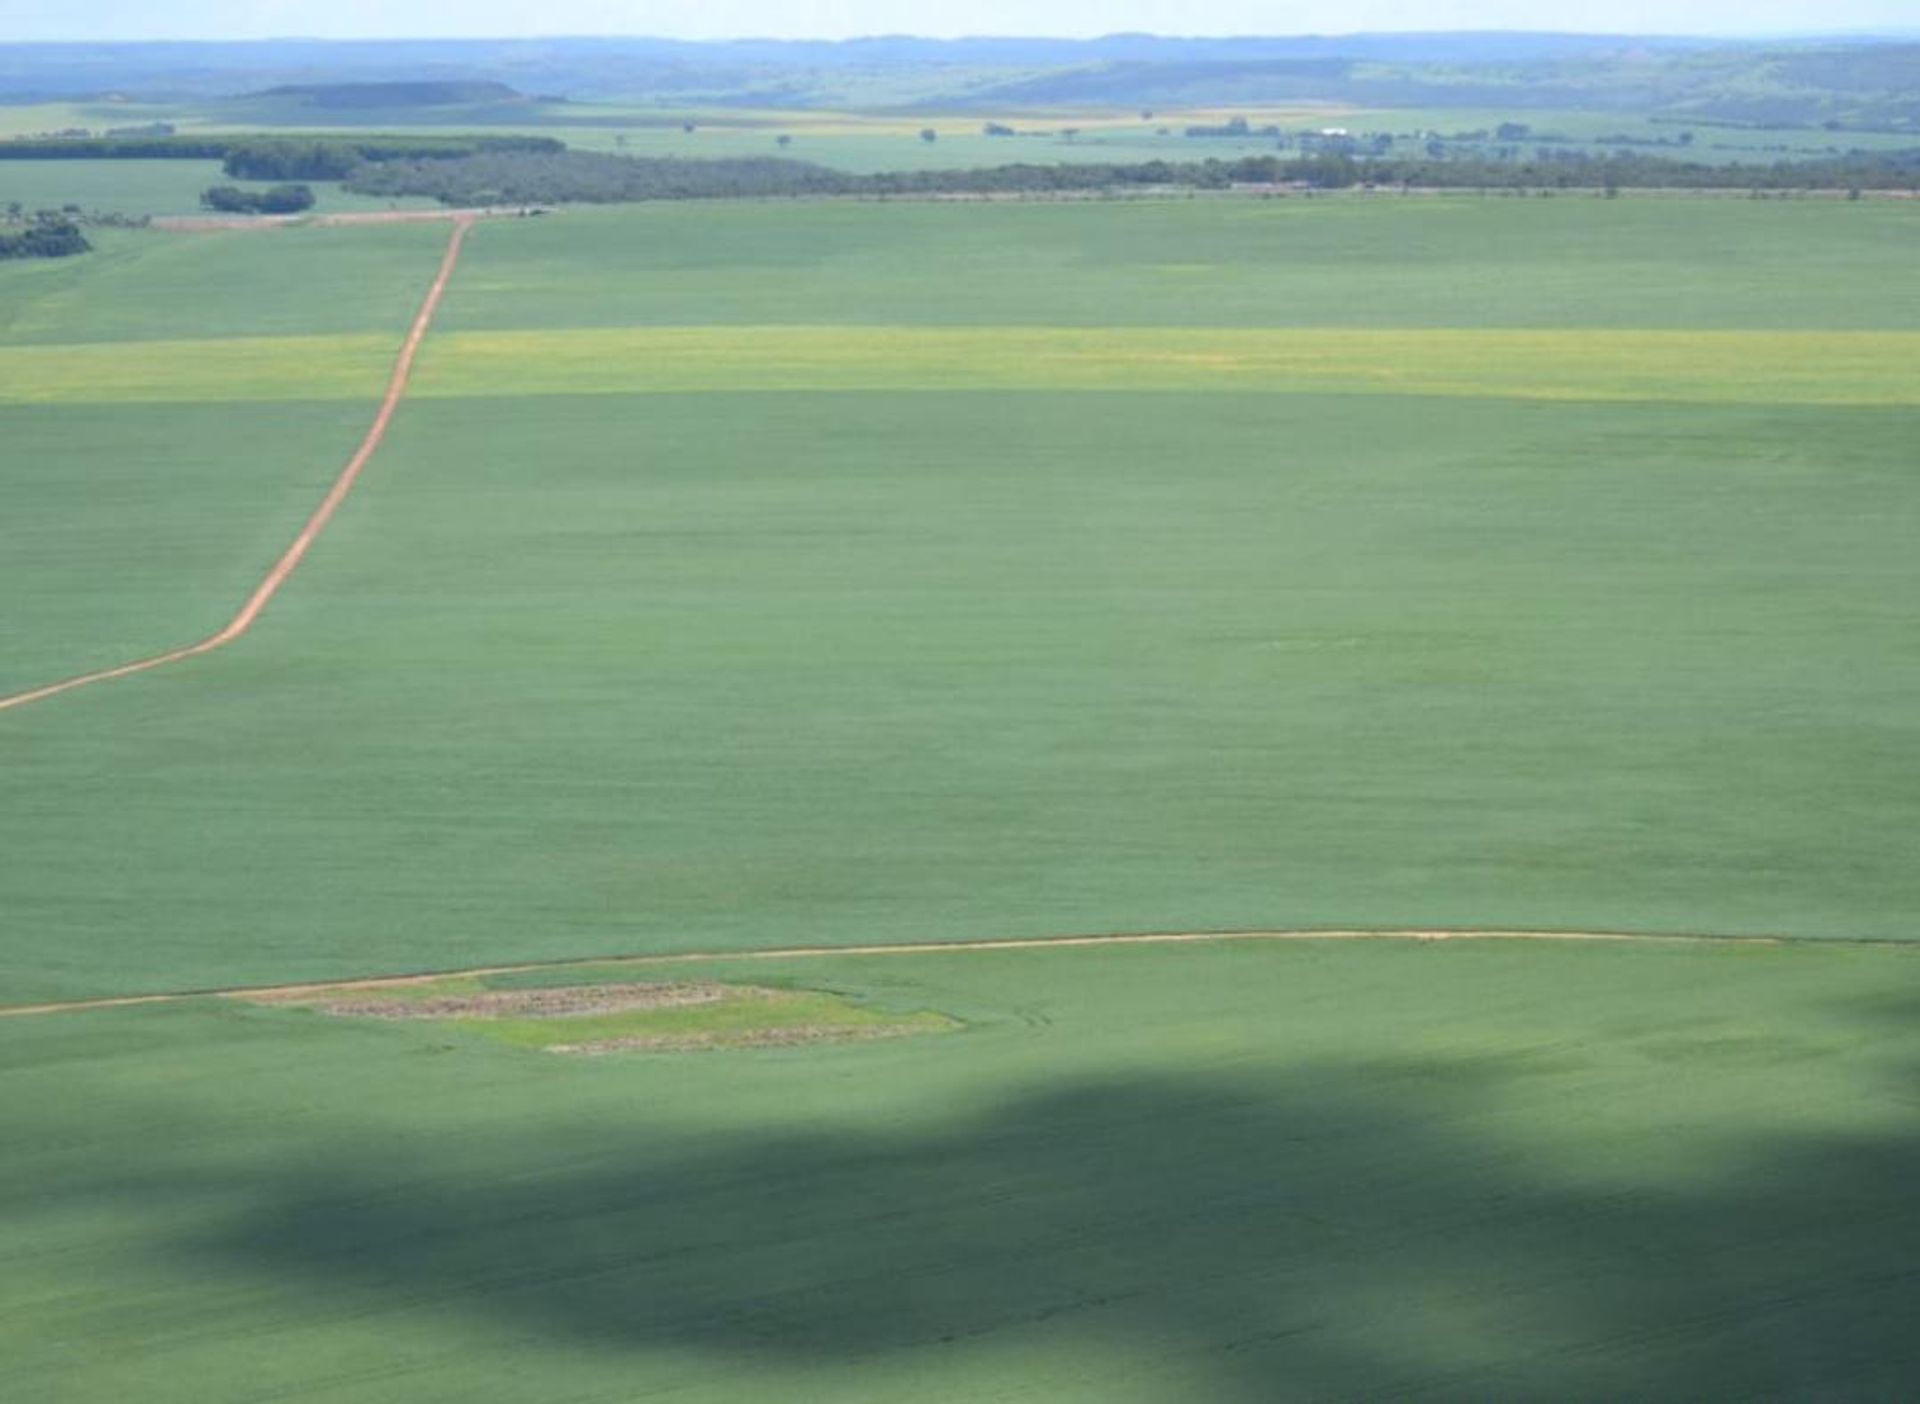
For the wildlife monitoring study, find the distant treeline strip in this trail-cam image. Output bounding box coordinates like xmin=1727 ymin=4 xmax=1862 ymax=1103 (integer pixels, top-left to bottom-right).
xmin=0 ymin=133 xmax=563 ymax=173
xmin=344 ymin=148 xmax=1920 ymax=207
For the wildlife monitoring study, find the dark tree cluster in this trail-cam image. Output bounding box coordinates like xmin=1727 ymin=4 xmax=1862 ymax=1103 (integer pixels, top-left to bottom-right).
xmin=222 ymin=142 xmax=360 ymax=181
xmin=199 ymin=183 xmax=317 ymax=214
xmin=0 ymin=212 xmax=90 ymax=259
xmin=221 ymin=135 xmax=562 ymax=181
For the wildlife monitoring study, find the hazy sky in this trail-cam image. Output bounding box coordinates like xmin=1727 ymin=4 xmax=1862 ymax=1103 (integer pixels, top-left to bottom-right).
xmin=5 ymin=1 xmax=1915 ymax=43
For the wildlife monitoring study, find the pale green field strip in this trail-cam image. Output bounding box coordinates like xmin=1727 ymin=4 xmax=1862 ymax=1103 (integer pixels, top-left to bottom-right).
xmin=7 ymin=326 xmax=1918 ymax=405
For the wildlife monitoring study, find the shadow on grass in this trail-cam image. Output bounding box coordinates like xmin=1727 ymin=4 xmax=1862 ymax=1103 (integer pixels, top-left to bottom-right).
xmin=171 ymin=1057 xmax=1920 ymax=1399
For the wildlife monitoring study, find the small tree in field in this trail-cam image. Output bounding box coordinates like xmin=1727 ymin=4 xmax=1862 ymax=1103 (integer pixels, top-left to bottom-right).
xmin=776 ymin=134 xmax=792 ymax=149
xmin=919 ymin=128 xmax=937 ymax=143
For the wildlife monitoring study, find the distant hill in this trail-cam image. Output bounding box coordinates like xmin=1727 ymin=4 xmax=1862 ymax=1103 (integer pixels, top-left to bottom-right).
xmin=0 ymin=34 xmax=1753 ymax=103
xmin=250 ymin=80 xmax=528 ymax=109
xmin=0 ymin=35 xmax=1914 ymax=132
xmin=958 ymin=43 xmax=1920 ymax=130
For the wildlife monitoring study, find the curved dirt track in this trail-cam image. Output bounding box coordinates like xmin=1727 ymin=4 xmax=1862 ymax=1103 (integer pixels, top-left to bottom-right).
xmin=0 ymin=217 xmax=474 ymax=716
xmin=0 ymin=926 xmax=1824 ymax=1019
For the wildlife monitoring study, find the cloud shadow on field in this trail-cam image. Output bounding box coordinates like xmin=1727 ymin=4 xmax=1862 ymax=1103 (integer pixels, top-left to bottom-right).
xmin=164 ymin=1057 xmax=1920 ymax=1400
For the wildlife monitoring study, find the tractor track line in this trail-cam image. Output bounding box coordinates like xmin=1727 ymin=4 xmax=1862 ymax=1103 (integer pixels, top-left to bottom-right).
xmin=9 ymin=925 xmax=1908 ymax=1019
xmin=0 ymin=217 xmax=474 ymax=716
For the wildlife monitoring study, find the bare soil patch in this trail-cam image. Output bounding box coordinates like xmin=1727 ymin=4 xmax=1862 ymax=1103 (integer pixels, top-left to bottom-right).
xmin=548 ymin=1020 xmax=940 ymax=1055
xmin=152 ymin=207 xmax=532 ymax=232
xmin=307 ymin=981 xmax=754 ymax=1021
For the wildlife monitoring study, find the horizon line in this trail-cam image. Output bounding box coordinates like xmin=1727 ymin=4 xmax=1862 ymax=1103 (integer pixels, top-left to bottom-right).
xmin=4 ymin=28 xmax=1918 ymax=47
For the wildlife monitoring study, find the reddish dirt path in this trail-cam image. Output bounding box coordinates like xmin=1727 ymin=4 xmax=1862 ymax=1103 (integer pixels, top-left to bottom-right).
xmin=0 ymin=927 xmax=1816 ymax=1019
xmin=152 ymin=207 xmax=535 ymax=232
xmin=0 ymin=217 xmax=474 ymax=717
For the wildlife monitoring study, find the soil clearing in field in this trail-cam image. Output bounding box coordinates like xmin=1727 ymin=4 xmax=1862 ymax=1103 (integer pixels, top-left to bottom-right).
xmin=300 ymin=981 xmax=744 ymax=1020
xmin=549 ymin=1021 xmax=949 ymax=1055
xmin=260 ymin=977 xmax=960 ymax=1054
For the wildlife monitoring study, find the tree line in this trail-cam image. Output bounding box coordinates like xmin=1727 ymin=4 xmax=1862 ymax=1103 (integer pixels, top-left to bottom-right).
xmin=199 ymin=183 xmax=316 ymax=214
xmin=339 ymin=145 xmax=1920 ymax=207
xmin=0 ymin=133 xmax=563 ymax=175
xmin=221 ymin=135 xmax=561 ymax=181
xmin=344 ymin=150 xmax=855 ymax=204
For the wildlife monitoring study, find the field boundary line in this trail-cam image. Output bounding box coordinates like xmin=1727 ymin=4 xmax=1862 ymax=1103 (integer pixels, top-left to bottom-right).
xmin=9 ymin=925 xmax=1910 ymax=1019
xmin=0 ymin=217 xmax=474 ymax=716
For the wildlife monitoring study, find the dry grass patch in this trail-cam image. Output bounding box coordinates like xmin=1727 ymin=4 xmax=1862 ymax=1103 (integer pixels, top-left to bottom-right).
xmin=307 ymin=982 xmax=742 ymax=1021
xmin=549 ymin=1020 xmax=949 ymax=1055
xmin=263 ymin=976 xmax=958 ymax=1054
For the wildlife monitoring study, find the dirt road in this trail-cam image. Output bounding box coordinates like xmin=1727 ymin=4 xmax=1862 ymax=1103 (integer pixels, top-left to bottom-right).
xmin=151 ymin=206 xmax=537 ymax=231
xmin=0 ymin=217 xmax=473 ymax=716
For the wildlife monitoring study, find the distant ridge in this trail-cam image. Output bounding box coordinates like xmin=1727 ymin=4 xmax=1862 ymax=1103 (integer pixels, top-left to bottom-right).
xmin=0 ymin=34 xmax=1913 ymax=128
xmin=251 ymin=80 xmax=527 ymax=108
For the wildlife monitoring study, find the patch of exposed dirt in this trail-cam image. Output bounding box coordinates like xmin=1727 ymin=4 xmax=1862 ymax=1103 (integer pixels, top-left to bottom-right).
xmin=548 ymin=1021 xmax=940 ymax=1055
xmin=308 ymin=982 xmax=759 ymax=1021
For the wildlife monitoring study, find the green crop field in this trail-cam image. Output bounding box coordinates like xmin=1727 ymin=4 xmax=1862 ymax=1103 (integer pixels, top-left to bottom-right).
xmin=6 ymin=939 xmax=1920 ymax=1400
xmin=0 ymin=157 xmax=444 ymax=218
xmin=0 ymin=222 xmax=445 ymax=690
xmin=3 ymin=191 xmax=1919 ymax=1398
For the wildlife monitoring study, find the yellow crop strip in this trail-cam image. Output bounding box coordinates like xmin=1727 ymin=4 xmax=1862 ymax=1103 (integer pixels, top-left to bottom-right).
xmin=0 ymin=333 xmax=397 ymax=405
xmin=411 ymin=326 xmax=1920 ymax=406
xmin=7 ymin=326 xmax=1918 ymax=406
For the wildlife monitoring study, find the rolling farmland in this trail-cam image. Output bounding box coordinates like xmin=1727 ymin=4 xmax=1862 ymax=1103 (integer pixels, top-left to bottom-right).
xmin=4 ymin=191 xmax=1919 ymax=1398
xmin=7 ymin=939 xmax=1920 ymax=1399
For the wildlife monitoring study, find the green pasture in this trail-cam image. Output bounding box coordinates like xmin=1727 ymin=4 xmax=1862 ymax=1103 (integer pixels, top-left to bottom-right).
xmin=4 ymin=129 xmax=1920 ymax=1403
xmin=1338 ymin=103 xmax=1920 ymax=158
xmin=427 ymin=199 xmax=1920 ymax=333
xmin=11 ymin=324 xmax=1914 ymax=407
xmin=3 ymin=198 xmax=1919 ymax=1004
xmin=0 ymin=222 xmax=447 ymax=694
xmin=4 ymin=937 xmax=1920 ymax=1400
xmin=0 ymin=219 xmax=447 ymax=344
xmin=0 ymin=157 xmax=230 ymax=215
xmin=0 ymin=403 xmax=385 ymax=692
xmin=7 ymin=95 xmax=1904 ymax=171
xmin=0 ymin=158 xmax=443 ymax=218
xmin=4 ymin=384 xmax=1917 ymax=1000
